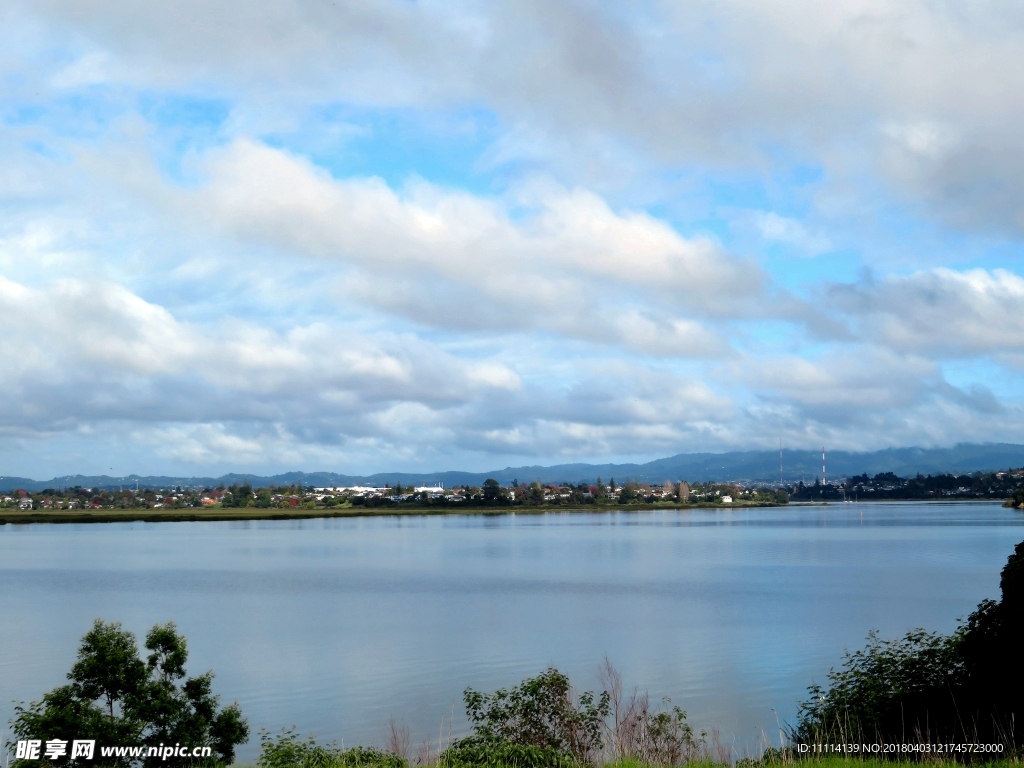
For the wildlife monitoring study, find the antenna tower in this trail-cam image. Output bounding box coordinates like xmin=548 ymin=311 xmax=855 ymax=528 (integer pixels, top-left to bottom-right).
xmin=822 ymin=446 xmax=826 ymax=485
xmin=779 ymin=439 xmax=783 ymax=485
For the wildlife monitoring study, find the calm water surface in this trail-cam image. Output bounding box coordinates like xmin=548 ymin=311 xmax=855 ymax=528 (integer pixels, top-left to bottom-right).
xmin=2 ymin=502 xmax=1022 ymax=758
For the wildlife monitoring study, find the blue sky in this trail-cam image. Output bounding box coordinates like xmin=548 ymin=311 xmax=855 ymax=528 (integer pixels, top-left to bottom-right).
xmin=2 ymin=0 xmax=1024 ymax=478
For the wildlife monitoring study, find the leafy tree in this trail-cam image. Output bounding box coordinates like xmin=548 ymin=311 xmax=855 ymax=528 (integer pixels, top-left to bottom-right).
xmin=528 ymin=482 xmax=544 ymax=505
xmin=73 ymin=621 xmax=148 ymax=719
xmin=617 ymin=485 xmax=635 ymax=504
xmin=12 ymin=620 xmax=248 ymax=767
xmin=224 ymin=482 xmax=254 ymax=509
xmin=241 ymin=482 xmax=255 ymax=507
xmin=482 ymin=478 xmax=503 ymax=504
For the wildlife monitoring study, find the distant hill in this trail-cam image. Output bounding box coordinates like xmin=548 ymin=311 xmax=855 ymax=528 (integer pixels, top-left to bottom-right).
xmin=3 ymin=443 xmax=1024 ymax=493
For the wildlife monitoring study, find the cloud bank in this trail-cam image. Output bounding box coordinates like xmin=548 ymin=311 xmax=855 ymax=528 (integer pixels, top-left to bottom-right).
xmin=1 ymin=0 xmax=1023 ymax=476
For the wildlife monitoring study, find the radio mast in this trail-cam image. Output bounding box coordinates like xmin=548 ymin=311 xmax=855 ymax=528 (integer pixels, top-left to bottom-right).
xmin=822 ymin=446 xmax=826 ymax=485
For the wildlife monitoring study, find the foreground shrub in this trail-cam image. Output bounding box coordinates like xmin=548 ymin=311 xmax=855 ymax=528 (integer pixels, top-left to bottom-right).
xmin=617 ymin=701 xmax=706 ymax=766
xmin=438 ymin=737 xmax=572 ymax=768
xmin=440 ymin=668 xmax=610 ymax=767
xmin=793 ymin=629 xmax=965 ymax=744
xmin=259 ymin=728 xmax=406 ymax=768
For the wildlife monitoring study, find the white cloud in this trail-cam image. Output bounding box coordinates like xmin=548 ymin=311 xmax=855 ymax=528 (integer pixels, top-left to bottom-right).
xmin=730 ymin=346 xmax=1024 ymax=451
xmin=13 ymin=0 xmax=1024 ymax=233
xmin=829 ymin=267 xmax=1024 ymax=356
xmin=753 ymin=212 xmax=831 ymax=256
xmin=883 ymin=121 xmax=959 ymax=160
xmin=737 ymin=347 xmax=938 ymax=412
xmin=137 ymin=424 xmax=267 ymax=465
xmin=466 ymin=362 xmax=521 ymax=391
xmin=187 ymin=139 xmax=765 ymax=351
xmin=199 ymin=140 xmax=756 ymax=295
xmin=50 ymin=52 xmax=110 ymax=88
xmin=0 ymin=273 xmax=521 ymax=428
xmin=0 ymin=271 xmax=744 ymax=471
xmin=4 ymin=1 xmax=1024 ymax=474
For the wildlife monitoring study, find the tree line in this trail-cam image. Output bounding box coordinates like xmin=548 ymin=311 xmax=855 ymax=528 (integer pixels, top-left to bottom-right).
xmin=791 ymin=468 xmax=1024 ymax=501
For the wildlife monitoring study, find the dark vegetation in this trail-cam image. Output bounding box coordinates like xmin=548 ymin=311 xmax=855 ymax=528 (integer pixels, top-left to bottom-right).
xmin=794 ymin=539 xmax=1024 ymax=750
xmin=257 ymin=730 xmax=406 ymax=768
xmin=790 ymin=468 xmax=1024 ymax=502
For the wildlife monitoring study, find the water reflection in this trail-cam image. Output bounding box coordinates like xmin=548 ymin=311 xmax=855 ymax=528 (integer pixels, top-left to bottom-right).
xmin=1 ymin=502 xmax=1021 ymax=760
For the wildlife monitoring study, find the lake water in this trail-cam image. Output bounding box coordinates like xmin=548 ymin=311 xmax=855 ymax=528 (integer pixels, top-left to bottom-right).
xmin=2 ymin=502 xmax=1022 ymax=760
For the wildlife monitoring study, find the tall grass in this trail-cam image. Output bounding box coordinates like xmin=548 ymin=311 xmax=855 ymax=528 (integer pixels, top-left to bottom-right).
xmin=599 ymin=659 xmax=728 ymax=766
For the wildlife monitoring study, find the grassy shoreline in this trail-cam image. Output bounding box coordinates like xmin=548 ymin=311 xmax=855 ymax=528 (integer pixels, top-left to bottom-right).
xmin=744 ymin=761 xmax=1017 ymax=768
xmin=0 ymin=500 xmax=784 ymax=525
xmin=1 ymin=497 xmax=1008 ymax=525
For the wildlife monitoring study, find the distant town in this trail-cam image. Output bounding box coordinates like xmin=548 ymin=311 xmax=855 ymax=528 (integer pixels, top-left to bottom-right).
xmin=3 ymin=466 xmax=1024 ymax=515
xmin=1 ymin=478 xmax=782 ymax=512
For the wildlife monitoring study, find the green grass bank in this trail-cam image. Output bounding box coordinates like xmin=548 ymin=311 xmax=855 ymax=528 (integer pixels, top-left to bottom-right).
xmin=0 ymin=500 xmax=781 ymax=525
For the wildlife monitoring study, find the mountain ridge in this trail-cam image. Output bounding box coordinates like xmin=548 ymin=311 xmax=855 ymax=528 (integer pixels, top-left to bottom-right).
xmin=3 ymin=442 xmax=1024 ymax=492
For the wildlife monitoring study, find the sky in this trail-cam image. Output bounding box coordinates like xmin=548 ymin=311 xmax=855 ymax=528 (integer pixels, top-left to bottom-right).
xmin=3 ymin=0 xmax=1024 ymax=478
